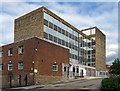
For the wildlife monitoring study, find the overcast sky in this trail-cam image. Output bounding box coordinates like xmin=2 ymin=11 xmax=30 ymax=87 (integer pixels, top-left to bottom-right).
xmin=0 ymin=0 xmax=118 ymax=65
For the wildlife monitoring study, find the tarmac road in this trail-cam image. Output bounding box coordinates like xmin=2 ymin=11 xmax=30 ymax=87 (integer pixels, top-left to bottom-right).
xmin=2 ymin=77 xmax=103 ymax=91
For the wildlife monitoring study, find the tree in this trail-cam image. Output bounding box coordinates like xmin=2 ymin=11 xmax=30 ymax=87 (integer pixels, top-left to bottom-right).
xmin=109 ymin=58 xmax=120 ymax=75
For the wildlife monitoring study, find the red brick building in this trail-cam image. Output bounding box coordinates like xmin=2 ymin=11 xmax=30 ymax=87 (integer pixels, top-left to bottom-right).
xmin=0 ymin=37 xmax=69 ymax=88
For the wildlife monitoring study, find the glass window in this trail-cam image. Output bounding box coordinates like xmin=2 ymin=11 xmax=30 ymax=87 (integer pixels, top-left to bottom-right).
xmin=53 ymin=36 xmax=57 ymax=43
xmin=8 ymin=63 xmax=13 ymax=71
xmin=18 ymin=62 xmax=23 ymax=70
xmin=64 ymin=67 xmax=66 ymax=72
xmin=49 ymin=34 xmax=53 ymax=41
xmin=0 ymin=50 xmax=3 ymax=58
xmin=76 ymin=67 xmax=79 ymax=73
xmin=44 ymin=32 xmax=48 ymax=39
xmin=49 ymin=22 xmax=53 ymax=29
xmin=53 ymin=63 xmax=58 ymax=71
xmin=44 ymin=19 xmax=48 ymax=26
xmin=54 ymin=24 xmax=57 ymax=31
xmin=18 ymin=46 xmax=24 ymax=54
xmin=0 ymin=64 xmax=3 ymax=71
xmin=8 ymin=48 xmax=13 ymax=56
xmin=58 ymin=27 xmax=61 ymax=33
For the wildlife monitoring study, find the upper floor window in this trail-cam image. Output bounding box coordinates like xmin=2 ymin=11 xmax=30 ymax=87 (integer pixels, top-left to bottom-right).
xmin=53 ymin=63 xmax=58 ymax=72
xmin=8 ymin=48 xmax=13 ymax=56
xmin=0 ymin=64 xmax=3 ymax=71
xmin=8 ymin=63 xmax=13 ymax=71
xmin=0 ymin=50 xmax=3 ymax=58
xmin=18 ymin=46 xmax=24 ymax=54
xmin=18 ymin=62 xmax=23 ymax=70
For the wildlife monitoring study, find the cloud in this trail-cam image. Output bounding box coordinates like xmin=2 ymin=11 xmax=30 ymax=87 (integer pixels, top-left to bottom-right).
xmin=0 ymin=2 xmax=118 ymax=65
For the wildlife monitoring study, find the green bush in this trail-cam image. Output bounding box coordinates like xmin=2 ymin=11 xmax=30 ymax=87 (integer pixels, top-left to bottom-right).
xmin=101 ymin=76 xmax=120 ymax=90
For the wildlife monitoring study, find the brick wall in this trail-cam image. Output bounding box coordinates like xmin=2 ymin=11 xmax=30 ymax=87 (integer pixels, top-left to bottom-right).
xmin=0 ymin=37 xmax=69 ymax=88
xmin=95 ymin=29 xmax=106 ymax=71
xmin=14 ymin=10 xmax=43 ymax=42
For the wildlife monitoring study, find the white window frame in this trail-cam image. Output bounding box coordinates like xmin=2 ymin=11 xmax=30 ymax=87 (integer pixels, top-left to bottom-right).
xmin=53 ymin=64 xmax=58 ymax=72
xmin=8 ymin=63 xmax=13 ymax=71
xmin=8 ymin=48 xmax=13 ymax=56
xmin=18 ymin=62 xmax=23 ymax=70
xmin=18 ymin=46 xmax=24 ymax=54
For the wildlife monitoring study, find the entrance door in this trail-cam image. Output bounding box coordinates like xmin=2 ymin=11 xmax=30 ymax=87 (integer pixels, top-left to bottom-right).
xmin=25 ymin=75 xmax=27 ymax=86
xmin=19 ymin=75 xmax=21 ymax=86
xmin=9 ymin=76 xmax=12 ymax=88
xmin=73 ymin=67 xmax=75 ymax=76
xmin=81 ymin=70 xmax=83 ymax=77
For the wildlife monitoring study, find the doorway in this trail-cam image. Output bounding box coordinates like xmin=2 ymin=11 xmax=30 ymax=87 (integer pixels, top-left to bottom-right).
xmin=19 ymin=75 xmax=21 ymax=86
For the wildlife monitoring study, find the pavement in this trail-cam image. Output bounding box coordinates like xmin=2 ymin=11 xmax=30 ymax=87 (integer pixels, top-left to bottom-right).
xmin=1 ymin=77 xmax=104 ymax=91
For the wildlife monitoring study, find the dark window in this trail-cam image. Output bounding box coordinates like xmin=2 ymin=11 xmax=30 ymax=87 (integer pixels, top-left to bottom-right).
xmin=58 ymin=38 xmax=61 ymax=44
xmin=49 ymin=34 xmax=53 ymax=41
xmin=69 ymin=33 xmax=72 ymax=38
xmin=71 ymin=35 xmax=74 ymax=40
xmin=44 ymin=32 xmax=48 ymax=39
xmin=66 ymin=42 xmax=68 ymax=47
xmin=58 ymin=27 xmax=61 ymax=33
xmin=54 ymin=36 xmax=57 ymax=43
xmin=75 ymin=55 xmax=78 ymax=60
xmin=49 ymin=22 xmax=53 ymax=29
xmin=75 ymin=36 xmax=78 ymax=41
xmin=62 ymin=40 xmax=65 ymax=46
xmin=76 ymin=67 xmax=79 ymax=73
xmin=88 ymin=64 xmax=90 ymax=66
xmin=54 ymin=24 xmax=57 ymax=31
xmin=72 ymin=44 xmax=74 ymax=49
xmin=69 ymin=43 xmax=71 ymax=48
xmin=0 ymin=64 xmax=3 ymax=71
xmin=62 ymin=29 xmax=65 ymax=35
xmin=44 ymin=19 xmax=48 ymax=26
xmin=75 ymin=46 xmax=77 ymax=51
xmin=92 ymin=42 xmax=95 ymax=45
xmin=88 ymin=51 xmax=90 ymax=54
xmin=64 ymin=67 xmax=66 ymax=72
xmin=66 ymin=31 xmax=68 ymax=37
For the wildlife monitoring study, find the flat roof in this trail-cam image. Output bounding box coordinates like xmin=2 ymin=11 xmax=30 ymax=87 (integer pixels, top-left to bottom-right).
xmin=15 ymin=6 xmax=100 ymax=39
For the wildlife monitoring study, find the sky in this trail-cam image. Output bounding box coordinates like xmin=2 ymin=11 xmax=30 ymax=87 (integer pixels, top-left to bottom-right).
xmin=0 ymin=0 xmax=118 ymax=65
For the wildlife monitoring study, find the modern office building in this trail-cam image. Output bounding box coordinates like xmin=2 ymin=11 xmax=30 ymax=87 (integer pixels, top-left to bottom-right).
xmin=0 ymin=6 xmax=107 ymax=88
xmin=14 ymin=7 xmax=106 ymax=71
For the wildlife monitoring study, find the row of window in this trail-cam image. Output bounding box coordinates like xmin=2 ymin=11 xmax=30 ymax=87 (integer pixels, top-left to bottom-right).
xmin=44 ymin=32 xmax=89 ymax=51
xmin=0 ymin=45 xmax=24 ymax=58
xmin=0 ymin=62 xmax=58 ymax=72
xmin=44 ymin=19 xmax=79 ymax=41
xmin=0 ymin=62 xmax=23 ymax=71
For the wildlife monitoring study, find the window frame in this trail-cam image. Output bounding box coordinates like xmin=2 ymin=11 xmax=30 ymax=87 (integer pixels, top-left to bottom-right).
xmin=18 ymin=62 xmax=24 ymax=70
xmin=8 ymin=63 xmax=13 ymax=71
xmin=18 ymin=45 xmax=24 ymax=55
xmin=0 ymin=50 xmax=3 ymax=58
xmin=8 ymin=48 xmax=13 ymax=56
xmin=53 ymin=63 xmax=58 ymax=72
xmin=0 ymin=64 xmax=3 ymax=71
